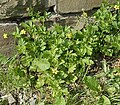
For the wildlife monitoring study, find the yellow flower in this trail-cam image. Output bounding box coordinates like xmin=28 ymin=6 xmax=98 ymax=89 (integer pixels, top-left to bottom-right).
xmin=20 ymin=29 xmax=26 ymax=35
xmin=66 ymin=33 xmax=72 ymax=39
xmin=26 ymin=8 xmax=30 ymax=12
xmin=83 ymin=12 xmax=87 ymax=17
xmin=114 ymin=5 xmax=119 ymax=10
xmin=81 ymin=8 xmax=85 ymax=11
xmin=93 ymin=16 xmax=96 ymax=19
xmin=52 ymin=68 xmax=59 ymax=74
xmin=3 ymin=33 xmax=8 ymax=39
xmin=81 ymin=13 xmax=87 ymax=18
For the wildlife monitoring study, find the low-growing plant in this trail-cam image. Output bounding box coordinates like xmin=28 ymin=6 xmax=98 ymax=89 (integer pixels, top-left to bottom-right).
xmin=0 ymin=1 xmax=120 ymax=105
xmin=10 ymin=12 xmax=94 ymax=104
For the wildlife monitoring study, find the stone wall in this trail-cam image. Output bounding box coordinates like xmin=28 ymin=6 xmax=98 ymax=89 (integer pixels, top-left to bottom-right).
xmin=0 ymin=0 xmax=56 ymax=19
xmin=57 ymin=0 xmax=118 ymax=13
xmin=0 ymin=23 xmax=17 ymax=57
xmin=0 ymin=0 xmax=119 ymax=19
xmin=0 ymin=0 xmax=119 ymax=57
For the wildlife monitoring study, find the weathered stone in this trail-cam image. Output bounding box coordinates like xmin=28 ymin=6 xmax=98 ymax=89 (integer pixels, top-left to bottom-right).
xmin=45 ymin=14 xmax=86 ymax=31
xmin=0 ymin=0 xmax=8 ymax=4
xmin=0 ymin=0 xmax=119 ymax=19
xmin=45 ymin=0 xmax=56 ymax=7
xmin=0 ymin=0 xmax=56 ymax=19
xmin=47 ymin=8 xmax=98 ymax=30
xmin=0 ymin=23 xmax=17 ymax=57
xmin=57 ymin=16 xmax=85 ymax=30
xmin=57 ymin=0 xmax=119 ymax=13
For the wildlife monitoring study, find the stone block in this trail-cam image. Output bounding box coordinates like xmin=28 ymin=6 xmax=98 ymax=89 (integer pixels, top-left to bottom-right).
xmin=46 ymin=14 xmax=86 ymax=31
xmin=45 ymin=0 xmax=56 ymax=7
xmin=0 ymin=0 xmax=56 ymax=19
xmin=57 ymin=0 xmax=119 ymax=13
xmin=0 ymin=23 xmax=17 ymax=57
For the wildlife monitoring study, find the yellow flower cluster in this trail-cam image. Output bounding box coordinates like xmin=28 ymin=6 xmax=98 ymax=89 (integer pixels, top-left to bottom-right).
xmin=51 ymin=68 xmax=59 ymax=74
xmin=81 ymin=8 xmax=87 ymax=18
xmin=3 ymin=33 xmax=8 ymax=39
xmin=20 ymin=29 xmax=26 ymax=35
xmin=66 ymin=33 xmax=72 ymax=39
xmin=82 ymin=12 xmax=87 ymax=17
xmin=114 ymin=5 xmax=119 ymax=10
xmin=26 ymin=8 xmax=30 ymax=12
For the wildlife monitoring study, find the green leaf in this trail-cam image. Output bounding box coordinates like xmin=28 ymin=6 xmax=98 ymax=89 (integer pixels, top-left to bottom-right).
xmin=0 ymin=53 xmax=7 ymax=64
xmin=17 ymin=69 xmax=25 ymax=77
xmin=16 ymin=27 xmax=20 ymax=35
xmin=38 ymin=102 xmax=44 ymax=105
xmin=55 ymin=96 xmax=66 ymax=105
xmin=82 ymin=58 xmax=93 ymax=66
xmin=13 ymin=27 xmax=21 ymax=38
xmin=112 ymin=21 xmax=117 ymax=29
xmin=105 ymin=36 xmax=110 ymax=42
xmin=35 ymin=59 xmax=50 ymax=71
xmin=21 ymin=22 xmax=30 ymax=28
xmin=68 ymin=65 xmax=76 ymax=73
xmin=28 ymin=21 xmax=33 ymax=27
xmin=92 ymin=25 xmax=98 ymax=31
xmin=106 ymin=86 xmax=116 ymax=95
xmin=86 ymin=46 xmax=92 ymax=55
xmin=36 ymin=76 xmax=45 ymax=88
xmin=102 ymin=95 xmax=111 ymax=105
xmin=84 ymin=76 xmax=101 ymax=91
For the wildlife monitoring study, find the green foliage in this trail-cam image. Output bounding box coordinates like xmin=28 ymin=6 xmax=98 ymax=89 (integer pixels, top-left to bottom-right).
xmin=55 ymin=96 xmax=66 ymax=105
xmin=100 ymin=95 xmax=111 ymax=105
xmin=0 ymin=1 xmax=120 ymax=105
xmin=84 ymin=76 xmax=101 ymax=91
xmin=0 ymin=53 xmax=7 ymax=64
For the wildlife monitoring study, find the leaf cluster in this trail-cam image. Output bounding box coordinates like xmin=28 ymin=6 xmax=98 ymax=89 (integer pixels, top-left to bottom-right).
xmin=0 ymin=1 xmax=120 ymax=105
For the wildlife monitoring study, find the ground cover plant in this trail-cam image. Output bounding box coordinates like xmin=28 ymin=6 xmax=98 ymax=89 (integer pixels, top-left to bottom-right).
xmin=0 ymin=1 xmax=120 ymax=105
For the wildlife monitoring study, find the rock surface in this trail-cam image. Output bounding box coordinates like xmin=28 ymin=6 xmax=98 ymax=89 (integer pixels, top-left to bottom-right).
xmin=48 ymin=14 xmax=86 ymax=30
xmin=0 ymin=0 xmax=119 ymax=19
xmin=57 ymin=0 xmax=119 ymax=13
xmin=0 ymin=0 xmax=56 ymax=19
xmin=0 ymin=23 xmax=17 ymax=57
